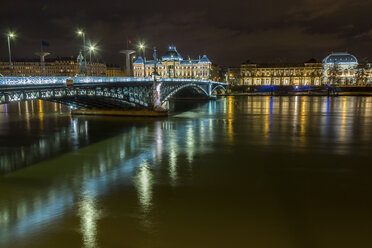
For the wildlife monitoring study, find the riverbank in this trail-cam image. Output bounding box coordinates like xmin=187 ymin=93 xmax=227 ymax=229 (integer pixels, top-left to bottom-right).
xmin=225 ymin=85 xmax=372 ymax=97
xmin=225 ymin=92 xmax=372 ymax=96
xmin=71 ymin=109 xmax=168 ymax=117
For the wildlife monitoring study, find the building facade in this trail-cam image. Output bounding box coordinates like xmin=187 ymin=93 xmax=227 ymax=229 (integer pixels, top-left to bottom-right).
xmin=240 ymin=52 xmax=372 ymax=86
xmin=0 ymin=57 xmax=106 ymax=77
xmin=106 ymin=65 xmax=125 ymax=77
xmin=322 ymin=53 xmax=359 ymax=85
xmin=241 ymin=61 xmax=323 ymax=86
xmin=133 ymin=46 xmax=212 ymax=80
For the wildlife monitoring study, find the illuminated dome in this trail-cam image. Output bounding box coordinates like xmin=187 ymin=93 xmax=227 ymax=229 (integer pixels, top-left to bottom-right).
xmin=322 ymin=52 xmax=358 ymax=64
xmin=162 ymin=46 xmax=183 ymax=61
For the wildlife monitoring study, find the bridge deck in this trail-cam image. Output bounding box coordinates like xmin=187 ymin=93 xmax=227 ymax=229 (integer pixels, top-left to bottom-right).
xmin=0 ymin=76 xmax=226 ymax=87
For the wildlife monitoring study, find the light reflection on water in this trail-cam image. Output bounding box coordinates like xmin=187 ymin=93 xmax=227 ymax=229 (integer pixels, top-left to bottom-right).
xmin=135 ymin=160 xmax=153 ymax=214
xmin=78 ymin=190 xmax=101 ymax=248
xmin=1 ymin=96 xmax=372 ymax=247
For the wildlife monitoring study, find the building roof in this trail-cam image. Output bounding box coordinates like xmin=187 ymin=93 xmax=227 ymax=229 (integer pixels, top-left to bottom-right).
xmin=133 ymin=46 xmax=212 ymax=66
xmin=133 ymin=56 xmax=144 ymax=65
xmin=180 ymin=60 xmax=199 ymax=65
xmin=162 ymin=46 xmax=183 ymax=61
xmin=199 ymin=55 xmax=211 ymax=64
xmin=322 ymin=52 xmax=358 ymax=64
xmin=241 ymin=62 xmax=321 ymax=68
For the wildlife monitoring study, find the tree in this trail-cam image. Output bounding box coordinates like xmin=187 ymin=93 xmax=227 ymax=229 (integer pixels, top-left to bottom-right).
xmin=326 ymin=63 xmax=342 ymax=85
xmin=355 ymin=60 xmax=369 ymax=86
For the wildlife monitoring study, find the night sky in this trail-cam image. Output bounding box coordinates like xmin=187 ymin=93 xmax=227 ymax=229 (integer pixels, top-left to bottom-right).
xmin=1 ymin=0 xmax=372 ymax=66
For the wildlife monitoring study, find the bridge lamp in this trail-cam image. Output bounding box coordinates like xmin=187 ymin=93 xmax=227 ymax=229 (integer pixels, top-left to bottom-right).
xmin=88 ymin=44 xmax=97 ymax=76
xmin=138 ymin=43 xmax=147 ymax=77
xmin=7 ymin=32 xmax=16 ymax=75
xmin=77 ymin=29 xmax=87 ymax=75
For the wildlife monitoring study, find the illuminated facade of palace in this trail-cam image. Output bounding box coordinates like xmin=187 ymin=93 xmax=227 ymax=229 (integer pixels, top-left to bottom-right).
xmin=0 ymin=57 xmax=106 ymax=77
xmin=241 ymin=61 xmax=322 ymax=86
xmin=133 ymin=46 xmax=212 ymax=80
xmin=240 ymin=52 xmax=372 ymax=86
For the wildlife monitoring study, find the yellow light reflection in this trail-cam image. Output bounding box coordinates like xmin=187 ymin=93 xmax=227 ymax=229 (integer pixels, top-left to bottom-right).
xmin=339 ymin=97 xmax=348 ymax=143
xmin=298 ymin=98 xmax=307 ymax=147
xmin=25 ymin=101 xmax=31 ymax=132
xmin=293 ymin=96 xmax=299 ymax=137
xmin=38 ymin=100 xmax=44 ymax=130
xmin=263 ymin=97 xmax=271 ymax=142
xmin=227 ymin=97 xmax=234 ymax=143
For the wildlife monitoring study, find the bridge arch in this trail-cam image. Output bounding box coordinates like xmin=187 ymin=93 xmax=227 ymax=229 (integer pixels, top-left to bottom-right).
xmin=211 ymin=84 xmax=227 ymax=94
xmin=0 ymin=85 xmax=153 ymax=109
xmin=160 ymin=83 xmax=210 ymax=104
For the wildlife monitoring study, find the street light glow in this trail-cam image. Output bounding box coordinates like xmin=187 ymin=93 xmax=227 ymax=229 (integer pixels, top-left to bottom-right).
xmin=8 ymin=32 xmax=15 ymax=38
xmin=89 ymin=45 xmax=96 ymax=52
xmin=77 ymin=30 xmax=84 ymax=36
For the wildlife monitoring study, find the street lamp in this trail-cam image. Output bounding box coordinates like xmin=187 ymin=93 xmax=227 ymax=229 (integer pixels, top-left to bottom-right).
xmin=88 ymin=44 xmax=97 ymax=76
xmin=131 ymin=55 xmax=137 ymax=65
xmin=7 ymin=32 xmax=15 ymax=75
xmin=138 ymin=43 xmax=146 ymax=77
xmin=77 ymin=29 xmax=87 ymax=75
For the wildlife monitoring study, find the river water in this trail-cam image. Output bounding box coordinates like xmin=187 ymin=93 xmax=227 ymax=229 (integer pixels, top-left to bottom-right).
xmin=1 ymin=96 xmax=372 ymax=248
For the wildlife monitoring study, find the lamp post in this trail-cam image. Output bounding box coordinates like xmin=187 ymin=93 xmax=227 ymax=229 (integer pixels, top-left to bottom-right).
xmin=139 ymin=43 xmax=146 ymax=77
xmin=7 ymin=32 xmax=15 ymax=75
xmin=77 ymin=30 xmax=87 ymax=75
xmin=88 ymin=44 xmax=96 ymax=76
xmin=131 ymin=55 xmax=137 ymax=75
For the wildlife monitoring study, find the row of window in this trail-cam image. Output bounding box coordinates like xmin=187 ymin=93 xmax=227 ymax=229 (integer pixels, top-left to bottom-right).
xmin=243 ymin=78 xmax=321 ymax=86
xmin=242 ymin=72 xmax=321 ymax=77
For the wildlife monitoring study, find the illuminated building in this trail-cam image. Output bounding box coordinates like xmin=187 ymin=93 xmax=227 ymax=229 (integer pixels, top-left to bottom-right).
xmin=133 ymin=46 xmax=212 ymax=80
xmin=240 ymin=60 xmax=323 ymax=86
xmin=322 ymin=52 xmax=359 ymax=85
xmin=106 ymin=65 xmax=125 ymax=77
xmin=0 ymin=57 xmax=106 ymax=77
xmin=240 ymin=52 xmax=372 ymax=86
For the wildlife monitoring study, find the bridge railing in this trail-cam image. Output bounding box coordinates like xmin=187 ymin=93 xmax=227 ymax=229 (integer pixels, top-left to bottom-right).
xmin=0 ymin=76 xmax=227 ymax=86
xmin=161 ymin=78 xmax=226 ymax=85
xmin=0 ymin=76 xmax=155 ymax=86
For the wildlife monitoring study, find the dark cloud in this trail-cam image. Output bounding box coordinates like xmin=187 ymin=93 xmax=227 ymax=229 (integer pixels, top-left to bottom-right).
xmin=0 ymin=0 xmax=371 ymax=65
